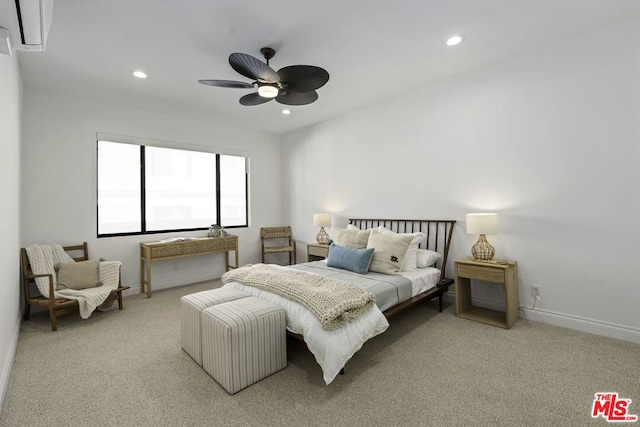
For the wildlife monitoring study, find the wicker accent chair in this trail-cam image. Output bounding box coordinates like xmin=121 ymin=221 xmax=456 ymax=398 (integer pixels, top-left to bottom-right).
xmin=20 ymin=242 xmax=130 ymax=331
xmin=260 ymin=226 xmax=296 ymax=265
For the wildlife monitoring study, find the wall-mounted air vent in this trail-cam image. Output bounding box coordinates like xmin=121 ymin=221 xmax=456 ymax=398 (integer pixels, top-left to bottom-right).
xmin=9 ymin=0 xmax=53 ymax=52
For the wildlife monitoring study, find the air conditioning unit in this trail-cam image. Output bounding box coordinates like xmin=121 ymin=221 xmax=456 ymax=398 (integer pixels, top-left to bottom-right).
xmin=0 ymin=0 xmax=53 ymax=52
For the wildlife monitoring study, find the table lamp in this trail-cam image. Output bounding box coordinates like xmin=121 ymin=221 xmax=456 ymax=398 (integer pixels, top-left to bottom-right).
xmin=313 ymin=214 xmax=331 ymax=244
xmin=466 ymin=213 xmax=498 ymax=261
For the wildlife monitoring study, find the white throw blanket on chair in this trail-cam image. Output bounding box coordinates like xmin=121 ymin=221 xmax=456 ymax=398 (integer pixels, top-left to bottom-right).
xmin=25 ymin=244 xmax=121 ymax=319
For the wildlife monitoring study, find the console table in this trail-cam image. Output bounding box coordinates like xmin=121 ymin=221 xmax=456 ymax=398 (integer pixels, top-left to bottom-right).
xmin=140 ymin=236 xmax=239 ymax=298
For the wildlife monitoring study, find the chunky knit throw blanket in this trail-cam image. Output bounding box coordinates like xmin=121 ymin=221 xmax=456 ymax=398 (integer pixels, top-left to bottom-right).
xmin=25 ymin=244 xmax=121 ymax=319
xmin=222 ymin=263 xmax=375 ymax=331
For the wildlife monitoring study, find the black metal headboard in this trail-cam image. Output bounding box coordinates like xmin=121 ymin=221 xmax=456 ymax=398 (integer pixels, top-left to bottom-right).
xmin=348 ymin=218 xmax=456 ymax=284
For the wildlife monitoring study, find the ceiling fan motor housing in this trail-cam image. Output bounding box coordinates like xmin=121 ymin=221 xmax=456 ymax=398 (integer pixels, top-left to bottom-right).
xmin=260 ymin=47 xmax=276 ymax=62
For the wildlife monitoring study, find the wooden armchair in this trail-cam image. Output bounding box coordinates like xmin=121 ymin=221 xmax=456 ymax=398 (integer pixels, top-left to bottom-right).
xmin=20 ymin=242 xmax=130 ymax=331
xmin=260 ymin=226 xmax=296 ymax=265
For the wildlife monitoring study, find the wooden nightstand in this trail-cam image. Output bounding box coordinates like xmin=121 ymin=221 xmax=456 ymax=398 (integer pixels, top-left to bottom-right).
xmin=307 ymin=243 xmax=329 ymax=262
xmin=455 ymin=257 xmax=519 ymax=329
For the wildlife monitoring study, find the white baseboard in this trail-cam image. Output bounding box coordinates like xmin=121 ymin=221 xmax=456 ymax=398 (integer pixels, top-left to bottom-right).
xmin=520 ymin=307 xmax=640 ymax=345
xmin=443 ymin=291 xmax=640 ymax=345
xmin=0 ymin=316 xmax=20 ymax=407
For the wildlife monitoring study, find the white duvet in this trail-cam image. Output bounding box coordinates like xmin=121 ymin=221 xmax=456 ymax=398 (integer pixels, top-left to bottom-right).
xmin=222 ymin=281 xmax=389 ymax=385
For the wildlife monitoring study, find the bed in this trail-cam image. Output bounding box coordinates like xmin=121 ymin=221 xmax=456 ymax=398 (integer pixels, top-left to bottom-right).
xmin=222 ymin=218 xmax=455 ymax=384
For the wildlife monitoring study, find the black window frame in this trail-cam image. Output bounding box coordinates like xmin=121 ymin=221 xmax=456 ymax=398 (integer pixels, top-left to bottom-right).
xmin=97 ymin=140 xmax=248 ymax=238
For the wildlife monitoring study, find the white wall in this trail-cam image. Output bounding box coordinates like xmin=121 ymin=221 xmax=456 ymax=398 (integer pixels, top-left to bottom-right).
xmin=282 ymin=18 xmax=640 ymax=343
xmin=21 ymin=89 xmax=283 ymax=293
xmin=0 ymin=52 xmax=22 ymax=405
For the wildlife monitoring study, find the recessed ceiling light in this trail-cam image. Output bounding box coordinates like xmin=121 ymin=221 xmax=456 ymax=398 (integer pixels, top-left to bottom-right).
xmin=281 ymin=109 xmax=291 ymax=115
xmin=131 ymin=70 xmax=147 ymax=79
xmin=446 ymin=35 xmax=464 ymax=46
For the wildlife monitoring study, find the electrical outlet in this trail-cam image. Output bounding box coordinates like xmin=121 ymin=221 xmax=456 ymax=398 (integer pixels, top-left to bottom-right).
xmin=531 ymin=285 xmax=541 ymax=299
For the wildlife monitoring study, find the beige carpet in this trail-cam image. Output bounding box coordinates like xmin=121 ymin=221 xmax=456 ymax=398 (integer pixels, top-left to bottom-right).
xmin=1 ymin=281 xmax=639 ymax=426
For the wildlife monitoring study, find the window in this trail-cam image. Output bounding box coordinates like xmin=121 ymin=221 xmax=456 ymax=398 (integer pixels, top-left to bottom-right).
xmin=97 ymin=140 xmax=248 ymax=237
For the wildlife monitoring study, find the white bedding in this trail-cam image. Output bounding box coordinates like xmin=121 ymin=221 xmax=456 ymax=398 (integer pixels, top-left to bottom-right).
xmin=399 ymin=266 xmax=441 ymax=296
xmin=314 ymin=259 xmax=440 ymax=302
xmin=222 ymin=264 xmax=441 ymax=385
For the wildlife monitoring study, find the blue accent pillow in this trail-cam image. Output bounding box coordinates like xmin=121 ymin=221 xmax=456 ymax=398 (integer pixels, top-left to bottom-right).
xmin=326 ymin=243 xmax=374 ymax=274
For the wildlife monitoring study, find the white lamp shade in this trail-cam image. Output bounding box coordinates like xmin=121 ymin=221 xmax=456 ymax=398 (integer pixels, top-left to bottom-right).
xmin=313 ymin=214 xmax=332 ymax=227
xmin=466 ymin=213 xmax=498 ymax=235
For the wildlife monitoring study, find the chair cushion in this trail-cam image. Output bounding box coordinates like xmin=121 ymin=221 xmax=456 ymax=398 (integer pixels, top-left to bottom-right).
xmin=57 ymin=260 xmax=102 ymax=290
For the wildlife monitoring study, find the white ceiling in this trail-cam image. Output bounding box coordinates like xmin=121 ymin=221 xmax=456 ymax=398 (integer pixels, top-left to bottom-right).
xmin=3 ymin=0 xmax=640 ymax=135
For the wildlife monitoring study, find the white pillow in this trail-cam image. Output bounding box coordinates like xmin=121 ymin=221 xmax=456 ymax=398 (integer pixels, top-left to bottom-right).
xmin=331 ymin=228 xmax=371 ymax=249
xmin=377 ymin=227 xmax=425 ymax=272
xmin=416 ymin=249 xmax=442 ymax=268
xmin=366 ymin=230 xmax=413 ymax=274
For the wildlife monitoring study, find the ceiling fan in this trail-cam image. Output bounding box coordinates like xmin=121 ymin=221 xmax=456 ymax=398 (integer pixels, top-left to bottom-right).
xmin=198 ymin=47 xmax=329 ymax=106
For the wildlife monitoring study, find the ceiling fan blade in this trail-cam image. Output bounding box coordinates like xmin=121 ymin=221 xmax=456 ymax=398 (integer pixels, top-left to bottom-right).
xmin=277 ymin=65 xmax=329 ymax=93
xmin=229 ymin=53 xmax=280 ymax=83
xmin=239 ymin=93 xmax=274 ymax=106
xmin=198 ymin=79 xmax=254 ymax=89
xmin=276 ymin=90 xmax=319 ymax=106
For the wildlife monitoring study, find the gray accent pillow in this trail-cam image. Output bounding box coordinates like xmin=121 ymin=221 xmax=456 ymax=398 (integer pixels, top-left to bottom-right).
xmin=326 ymin=243 xmax=374 ymax=274
xmin=57 ymin=260 xmax=102 ymax=290
xmin=366 ymin=231 xmax=413 ymax=274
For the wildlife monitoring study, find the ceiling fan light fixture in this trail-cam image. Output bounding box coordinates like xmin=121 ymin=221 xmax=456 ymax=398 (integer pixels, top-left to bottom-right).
xmin=258 ymin=84 xmax=279 ymax=98
xmin=446 ymin=35 xmax=464 ymax=46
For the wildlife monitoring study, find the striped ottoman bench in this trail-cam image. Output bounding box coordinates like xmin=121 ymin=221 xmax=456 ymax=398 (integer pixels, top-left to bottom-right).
xmin=181 ymin=288 xmax=250 ymax=366
xmin=201 ymin=296 xmax=287 ymax=394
